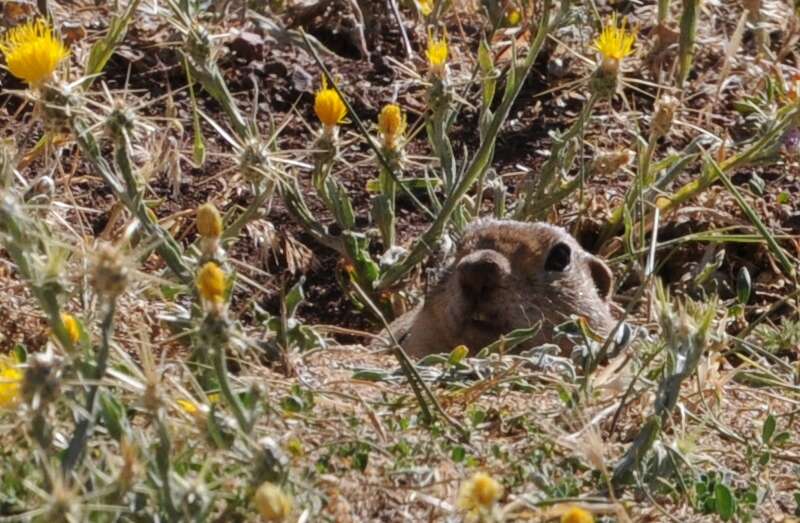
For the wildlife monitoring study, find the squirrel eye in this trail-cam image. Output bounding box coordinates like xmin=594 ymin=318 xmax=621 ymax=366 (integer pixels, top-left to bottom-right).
xmin=544 ymin=242 xmax=571 ymax=272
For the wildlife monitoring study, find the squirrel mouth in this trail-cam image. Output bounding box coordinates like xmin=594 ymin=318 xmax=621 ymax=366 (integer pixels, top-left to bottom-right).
xmin=469 ymin=311 xmax=497 ymax=330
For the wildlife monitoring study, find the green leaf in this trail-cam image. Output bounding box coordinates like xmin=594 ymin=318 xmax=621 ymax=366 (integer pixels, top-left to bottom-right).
xmin=451 ymin=445 xmax=466 ymax=462
xmin=12 ymin=344 xmax=27 ymax=363
xmin=85 ymin=0 xmax=142 ymax=79
xmin=99 ymin=393 xmax=127 ymax=441
xmin=762 ymin=413 xmax=776 ymax=444
xmin=737 ymin=266 xmax=752 ymax=305
xmin=715 ymin=483 xmax=736 ymax=521
xmin=285 ymin=277 xmax=306 ymax=318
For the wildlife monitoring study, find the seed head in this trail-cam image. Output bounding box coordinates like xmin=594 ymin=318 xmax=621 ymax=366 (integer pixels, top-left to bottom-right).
xmin=314 ymin=76 xmax=347 ymax=129
xmin=378 ymin=104 xmax=406 ymax=150
xmin=253 ymin=482 xmax=293 ymax=522
xmin=22 ymin=351 xmax=62 ymax=411
xmin=197 ymin=261 xmax=226 ymax=305
xmin=457 ymin=472 xmax=503 ymax=512
xmin=0 ymin=19 xmax=69 ymax=88
xmin=196 ymin=203 xmax=223 ymax=238
xmin=91 ymin=243 xmax=128 ymax=299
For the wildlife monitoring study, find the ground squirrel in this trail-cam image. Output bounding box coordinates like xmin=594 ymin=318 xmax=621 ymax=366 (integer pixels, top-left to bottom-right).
xmin=381 ymin=219 xmax=616 ymax=358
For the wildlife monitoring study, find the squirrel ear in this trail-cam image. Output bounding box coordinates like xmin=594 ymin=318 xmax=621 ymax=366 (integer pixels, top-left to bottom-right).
xmin=587 ymin=256 xmax=613 ymax=300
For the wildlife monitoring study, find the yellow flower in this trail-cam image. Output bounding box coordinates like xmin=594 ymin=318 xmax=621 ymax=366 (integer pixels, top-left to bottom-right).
xmin=60 ymin=313 xmax=80 ymax=345
xmin=457 ymin=472 xmax=503 ymax=512
xmin=378 ymin=104 xmax=406 ymax=149
xmin=0 ymin=19 xmax=69 ymax=88
xmin=593 ymin=13 xmax=636 ymax=63
xmin=417 ymin=0 xmax=433 ymax=16
xmin=177 ymin=399 xmax=198 ymax=415
xmin=196 ymin=203 xmax=223 ymax=238
xmin=561 ymin=505 xmax=594 ymax=523
xmin=314 ymin=76 xmax=347 ymax=128
xmin=197 ymin=262 xmax=226 ymax=304
xmin=0 ymin=356 xmax=22 ymax=409
xmin=253 ymin=482 xmax=293 ymax=522
xmin=506 ymin=8 xmax=522 ymax=26
xmin=426 ymin=33 xmax=448 ymax=76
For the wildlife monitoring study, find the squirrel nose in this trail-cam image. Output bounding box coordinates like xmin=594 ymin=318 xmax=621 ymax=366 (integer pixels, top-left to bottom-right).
xmin=456 ymin=249 xmax=510 ymax=301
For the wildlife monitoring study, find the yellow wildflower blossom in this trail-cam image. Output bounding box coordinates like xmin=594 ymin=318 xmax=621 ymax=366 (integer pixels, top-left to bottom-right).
xmin=426 ymin=33 xmax=448 ymax=76
xmin=377 ymin=104 xmax=406 ymax=149
xmin=253 ymin=482 xmax=293 ymax=522
xmin=0 ymin=19 xmax=69 ymax=87
xmin=561 ymin=505 xmax=594 ymax=523
xmin=177 ymin=399 xmax=198 ymax=415
xmin=61 ymin=312 xmax=80 ymax=345
xmin=457 ymin=472 xmax=503 ymax=512
xmin=314 ymin=76 xmax=347 ymax=128
xmin=0 ymin=356 xmax=22 ymax=409
xmin=506 ymin=8 xmax=522 ymax=26
xmin=593 ymin=13 xmax=636 ymax=63
xmin=417 ymin=0 xmax=433 ymax=16
xmin=197 ymin=262 xmax=226 ymax=304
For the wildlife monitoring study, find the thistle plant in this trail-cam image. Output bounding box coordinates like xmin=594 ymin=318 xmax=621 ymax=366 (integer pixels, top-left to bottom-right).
xmin=516 ymin=13 xmax=636 ymax=220
xmin=425 ymin=32 xmax=458 ymax=193
xmin=612 ymin=281 xmax=724 ymax=487
xmin=590 ymin=13 xmax=637 ymax=97
xmin=372 ymin=103 xmax=407 ymax=247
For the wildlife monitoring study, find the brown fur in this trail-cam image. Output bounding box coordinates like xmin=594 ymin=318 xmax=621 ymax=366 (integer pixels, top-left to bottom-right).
xmin=380 ymin=219 xmax=616 ymax=358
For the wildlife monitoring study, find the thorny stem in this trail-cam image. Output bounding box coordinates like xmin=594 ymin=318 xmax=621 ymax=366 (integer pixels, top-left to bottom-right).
xmin=221 ymin=182 xmax=275 ymax=244
xmin=208 ymin=316 xmax=251 ymax=433
xmin=71 ymin=119 xmax=194 ymax=284
xmin=61 ymin=299 xmax=117 ymax=477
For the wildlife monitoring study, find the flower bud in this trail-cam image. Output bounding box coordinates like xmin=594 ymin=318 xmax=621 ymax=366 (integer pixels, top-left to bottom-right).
xmin=378 ymin=104 xmax=406 ymax=150
xmin=253 ymin=482 xmax=293 ymax=522
xmin=197 ymin=262 xmax=226 ymax=307
xmin=60 ymin=313 xmax=80 ymax=345
xmin=196 ymin=203 xmax=222 ymax=238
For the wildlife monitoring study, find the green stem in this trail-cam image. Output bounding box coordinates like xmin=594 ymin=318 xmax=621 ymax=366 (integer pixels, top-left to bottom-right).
xmin=62 ymin=299 xmax=117 ymax=476
xmin=515 ymin=93 xmax=598 ymax=220
xmin=212 ymin=327 xmax=250 ymax=432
